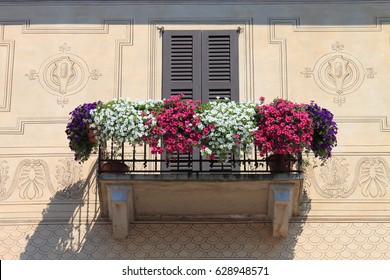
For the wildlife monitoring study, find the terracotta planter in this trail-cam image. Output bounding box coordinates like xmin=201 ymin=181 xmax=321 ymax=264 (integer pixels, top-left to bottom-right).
xmin=100 ymin=161 xmax=129 ymax=173
xmin=267 ymin=154 xmax=296 ymax=172
xmin=87 ymin=124 xmax=97 ymax=144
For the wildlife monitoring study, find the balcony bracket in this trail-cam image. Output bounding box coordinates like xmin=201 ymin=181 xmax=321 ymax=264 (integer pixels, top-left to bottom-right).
xmin=268 ymin=183 xmax=295 ymax=238
xmin=100 ymin=174 xmax=303 ymax=240
xmin=107 ymin=184 xmax=134 ymax=240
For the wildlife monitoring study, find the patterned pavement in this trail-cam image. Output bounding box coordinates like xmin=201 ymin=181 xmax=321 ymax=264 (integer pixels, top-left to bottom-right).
xmin=1 ymin=221 xmax=390 ymax=260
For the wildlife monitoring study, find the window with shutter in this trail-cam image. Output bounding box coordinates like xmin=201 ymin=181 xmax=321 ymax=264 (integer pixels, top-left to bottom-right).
xmin=162 ymin=29 xmax=239 ymax=171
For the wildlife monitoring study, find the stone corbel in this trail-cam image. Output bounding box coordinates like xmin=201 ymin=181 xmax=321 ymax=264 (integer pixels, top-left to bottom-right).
xmin=268 ymin=183 xmax=295 ymax=238
xmin=107 ymin=184 xmax=134 ymax=240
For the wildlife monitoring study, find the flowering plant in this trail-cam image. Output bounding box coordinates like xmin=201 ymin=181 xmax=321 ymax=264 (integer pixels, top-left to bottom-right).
xmin=196 ymin=98 xmax=259 ymax=161
xmin=90 ymin=98 xmax=162 ymax=145
xmin=254 ymin=98 xmax=314 ymax=158
xmin=145 ymin=95 xmax=209 ymax=157
xmin=305 ymin=101 xmax=338 ymax=163
xmin=66 ymin=97 xmax=338 ymax=168
xmin=65 ymin=101 xmax=101 ymax=162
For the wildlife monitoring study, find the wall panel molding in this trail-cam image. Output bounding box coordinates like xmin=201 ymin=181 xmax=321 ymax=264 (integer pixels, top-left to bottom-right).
xmin=0 ymin=19 xmax=133 ymax=113
xmin=0 ymin=117 xmax=67 ymax=134
xmin=0 ymin=25 xmax=14 ymax=112
xmin=268 ymin=17 xmax=390 ymax=99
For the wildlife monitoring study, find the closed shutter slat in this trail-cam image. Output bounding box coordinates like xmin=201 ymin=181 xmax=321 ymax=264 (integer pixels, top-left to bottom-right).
xmin=163 ymin=30 xmax=238 ymax=172
xmin=162 ymin=31 xmax=201 ymax=100
xmin=202 ymin=30 xmax=239 ymax=171
xmin=202 ymin=30 xmax=238 ymax=103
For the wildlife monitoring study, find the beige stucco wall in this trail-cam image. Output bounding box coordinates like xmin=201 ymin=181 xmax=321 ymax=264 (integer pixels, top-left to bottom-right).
xmin=1 ymin=0 xmax=390 ymax=259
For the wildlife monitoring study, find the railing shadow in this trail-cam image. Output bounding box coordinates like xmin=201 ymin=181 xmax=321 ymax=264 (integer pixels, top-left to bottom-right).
xmin=19 ymin=163 xmax=101 ymax=260
xmin=19 ymin=160 xmax=311 ymax=260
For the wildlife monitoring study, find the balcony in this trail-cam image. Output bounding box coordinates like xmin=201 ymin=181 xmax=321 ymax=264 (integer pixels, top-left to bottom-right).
xmin=97 ymin=142 xmax=304 ymax=239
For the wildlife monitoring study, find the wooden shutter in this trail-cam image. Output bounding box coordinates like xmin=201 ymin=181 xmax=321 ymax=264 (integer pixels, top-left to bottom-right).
xmin=162 ymin=30 xmax=239 ymax=172
xmin=201 ymin=30 xmax=239 ymax=102
xmin=162 ymin=30 xmax=201 ymax=101
xmin=201 ymin=30 xmax=239 ymax=171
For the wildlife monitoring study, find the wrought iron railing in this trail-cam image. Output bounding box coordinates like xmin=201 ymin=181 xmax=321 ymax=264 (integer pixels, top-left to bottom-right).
xmin=97 ymin=141 xmax=302 ymax=175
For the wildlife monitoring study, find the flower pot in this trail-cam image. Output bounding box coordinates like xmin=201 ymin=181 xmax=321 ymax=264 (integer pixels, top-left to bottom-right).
xmin=267 ymin=154 xmax=296 ymax=172
xmin=100 ymin=161 xmax=129 ymax=173
xmin=87 ymin=124 xmax=97 ymax=144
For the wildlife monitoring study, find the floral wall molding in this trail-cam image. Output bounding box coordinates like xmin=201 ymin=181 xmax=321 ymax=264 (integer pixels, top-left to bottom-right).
xmin=301 ymin=42 xmax=376 ymax=106
xmin=353 ymin=157 xmax=390 ymax=198
xmin=14 ymin=159 xmax=56 ymax=200
xmin=0 ymin=158 xmax=94 ymax=202
xmin=306 ymin=156 xmax=390 ymax=199
xmin=26 ymin=43 xmax=102 ymax=107
xmin=55 ymin=158 xmax=85 ymax=200
xmin=268 ymin=17 xmax=389 ymax=100
xmin=0 ymin=160 xmax=9 ymax=198
xmin=316 ymin=157 xmax=354 ymax=198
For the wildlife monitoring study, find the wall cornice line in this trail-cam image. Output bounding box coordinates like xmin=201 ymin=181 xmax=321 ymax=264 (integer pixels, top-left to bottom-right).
xmin=1 ymin=1 xmax=390 ymax=6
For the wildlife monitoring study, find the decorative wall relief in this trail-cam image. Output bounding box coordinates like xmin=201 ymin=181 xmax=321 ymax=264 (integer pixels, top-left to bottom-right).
xmin=301 ymin=42 xmax=376 ymax=106
xmin=55 ymin=158 xmax=84 ymax=200
xmin=0 ymin=160 xmax=9 ymax=198
xmin=26 ymin=43 xmax=102 ymax=107
xmin=306 ymin=157 xmax=390 ymax=199
xmin=353 ymin=157 xmax=389 ymax=198
xmin=13 ymin=159 xmax=55 ymax=200
xmin=317 ymin=157 xmax=355 ymax=198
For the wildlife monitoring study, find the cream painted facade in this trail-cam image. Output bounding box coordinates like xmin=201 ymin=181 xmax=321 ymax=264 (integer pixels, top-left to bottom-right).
xmin=1 ymin=0 xmax=390 ymax=259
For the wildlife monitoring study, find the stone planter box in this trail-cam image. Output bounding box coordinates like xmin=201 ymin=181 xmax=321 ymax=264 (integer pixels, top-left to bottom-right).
xmin=97 ymin=173 xmax=304 ymax=239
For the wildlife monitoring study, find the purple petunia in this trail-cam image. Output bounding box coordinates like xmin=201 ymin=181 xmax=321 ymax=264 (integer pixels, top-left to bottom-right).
xmin=65 ymin=101 xmax=101 ymax=162
xmin=305 ymin=101 xmax=338 ymax=161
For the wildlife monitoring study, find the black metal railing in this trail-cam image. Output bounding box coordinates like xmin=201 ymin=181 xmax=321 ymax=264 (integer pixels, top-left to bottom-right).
xmin=97 ymin=141 xmax=302 ymax=175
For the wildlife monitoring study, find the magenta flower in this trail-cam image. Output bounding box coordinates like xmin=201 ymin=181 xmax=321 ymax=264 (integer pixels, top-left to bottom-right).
xmin=254 ymin=98 xmax=314 ymax=157
xmin=145 ymin=94 xmax=209 ymax=158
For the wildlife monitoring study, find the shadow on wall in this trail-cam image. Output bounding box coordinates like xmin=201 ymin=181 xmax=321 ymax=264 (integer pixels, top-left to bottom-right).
xmin=19 ymin=163 xmax=101 ymax=260
xmin=20 ymin=168 xmax=311 ymax=260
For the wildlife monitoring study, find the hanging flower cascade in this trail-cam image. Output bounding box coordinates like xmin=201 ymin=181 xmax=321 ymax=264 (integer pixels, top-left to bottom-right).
xmin=65 ymin=95 xmax=338 ymax=164
xmin=305 ymin=101 xmax=338 ymax=161
xmin=144 ymin=95 xmax=211 ymax=157
xmin=89 ymin=98 xmax=162 ymax=145
xmin=196 ymin=98 xmax=259 ymax=161
xmin=65 ymin=101 xmax=101 ymax=162
xmin=254 ymin=98 xmax=314 ymax=158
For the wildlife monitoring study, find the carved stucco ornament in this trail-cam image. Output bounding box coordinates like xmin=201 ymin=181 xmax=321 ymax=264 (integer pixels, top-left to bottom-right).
xmin=317 ymin=157 xmax=355 ymax=198
xmin=301 ymin=42 xmax=376 ymax=106
xmin=307 ymin=157 xmax=390 ymax=199
xmin=302 ymin=157 xmax=354 ymax=199
xmin=353 ymin=157 xmax=389 ymax=198
xmin=26 ymin=43 xmax=102 ymax=107
xmin=55 ymin=158 xmax=85 ymax=200
xmin=13 ymin=159 xmax=56 ymax=200
xmin=0 ymin=161 xmax=9 ymax=198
